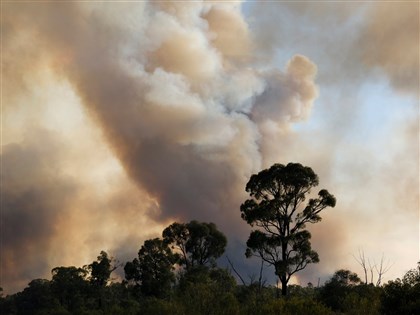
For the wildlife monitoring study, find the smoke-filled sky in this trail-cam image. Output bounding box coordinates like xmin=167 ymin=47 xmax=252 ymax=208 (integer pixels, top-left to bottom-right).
xmin=1 ymin=1 xmax=419 ymax=294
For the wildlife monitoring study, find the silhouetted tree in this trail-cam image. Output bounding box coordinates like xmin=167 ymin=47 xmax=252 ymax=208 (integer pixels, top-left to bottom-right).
xmin=353 ymin=249 xmax=392 ymax=285
xmin=240 ymin=163 xmax=336 ymax=296
xmin=330 ymin=269 xmax=362 ymax=286
xmin=50 ymin=266 xmax=89 ymax=311
xmin=13 ymin=279 xmax=60 ymax=315
xmin=86 ymin=250 xmax=118 ymax=287
xmin=125 ymin=238 xmax=177 ymax=298
xmin=163 ymin=220 xmax=227 ymax=270
xmin=319 ymin=269 xmax=385 ymax=314
xmin=381 ymin=262 xmax=420 ymax=315
xmin=84 ymin=251 xmax=119 ymax=310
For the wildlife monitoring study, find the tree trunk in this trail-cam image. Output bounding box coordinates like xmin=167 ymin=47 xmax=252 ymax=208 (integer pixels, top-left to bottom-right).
xmin=281 ymin=277 xmax=288 ymax=296
xmin=281 ymin=239 xmax=288 ymax=296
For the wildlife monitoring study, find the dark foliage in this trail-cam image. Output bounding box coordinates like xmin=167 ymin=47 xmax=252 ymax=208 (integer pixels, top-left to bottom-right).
xmin=318 ymin=269 xmax=382 ymax=314
xmin=241 ymin=163 xmax=336 ymax=295
xmin=86 ymin=251 xmax=117 ymax=287
xmin=163 ymin=220 xmax=227 ymax=270
xmin=124 ymin=238 xmax=177 ymax=298
xmin=1 ymin=219 xmax=418 ymax=315
xmin=381 ymin=262 xmax=420 ymax=315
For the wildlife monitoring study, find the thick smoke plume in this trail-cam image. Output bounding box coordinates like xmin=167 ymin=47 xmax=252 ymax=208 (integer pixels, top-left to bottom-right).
xmin=250 ymin=1 xmax=419 ymax=283
xmin=2 ymin=1 xmax=418 ymax=293
xmin=2 ymin=1 xmax=318 ymax=292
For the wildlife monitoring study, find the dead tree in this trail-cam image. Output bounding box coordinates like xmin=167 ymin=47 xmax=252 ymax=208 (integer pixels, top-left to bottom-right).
xmin=353 ymin=249 xmax=392 ymax=286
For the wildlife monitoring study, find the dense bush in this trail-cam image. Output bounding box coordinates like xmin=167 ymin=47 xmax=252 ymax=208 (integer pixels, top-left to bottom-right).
xmin=3 ymin=264 xmax=420 ymax=315
xmin=1 ymin=229 xmax=418 ymax=315
xmin=260 ymin=297 xmax=333 ymax=315
xmin=176 ymin=266 xmax=240 ymax=315
xmin=318 ymin=269 xmax=382 ymax=314
xmin=381 ymin=263 xmax=420 ymax=315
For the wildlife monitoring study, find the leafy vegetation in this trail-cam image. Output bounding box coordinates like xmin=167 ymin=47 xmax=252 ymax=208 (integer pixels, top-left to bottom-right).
xmin=125 ymin=238 xmax=177 ymax=298
xmin=3 ymin=262 xmax=419 ymax=314
xmin=241 ymin=163 xmax=336 ymax=295
xmin=162 ymin=221 xmax=227 ymax=270
xmin=1 ymin=163 xmax=418 ymax=314
xmin=2 ymin=242 xmax=419 ymax=314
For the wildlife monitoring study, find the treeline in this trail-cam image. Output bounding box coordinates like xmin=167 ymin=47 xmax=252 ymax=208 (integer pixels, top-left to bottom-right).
xmin=2 ymin=163 xmax=419 ymax=314
xmin=1 ymin=220 xmax=420 ymax=315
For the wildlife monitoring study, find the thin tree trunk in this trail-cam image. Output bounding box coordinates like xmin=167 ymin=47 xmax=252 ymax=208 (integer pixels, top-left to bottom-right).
xmin=226 ymin=256 xmax=246 ymax=286
xmin=281 ymin=277 xmax=287 ymax=296
xmin=281 ymin=240 xmax=288 ymax=296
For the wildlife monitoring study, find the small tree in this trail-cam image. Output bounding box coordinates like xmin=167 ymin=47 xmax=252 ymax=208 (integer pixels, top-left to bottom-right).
xmin=381 ymin=262 xmax=420 ymax=315
xmin=240 ymin=163 xmax=336 ymax=296
xmin=319 ymin=269 xmax=383 ymax=313
xmin=353 ymin=249 xmax=392 ymax=286
xmin=86 ymin=251 xmax=118 ymax=287
xmin=124 ymin=238 xmax=177 ymax=298
xmin=85 ymin=251 xmax=119 ymax=310
xmin=162 ymin=220 xmax=227 ymax=271
xmin=13 ymin=279 xmax=60 ymax=314
xmin=50 ymin=266 xmax=89 ymax=310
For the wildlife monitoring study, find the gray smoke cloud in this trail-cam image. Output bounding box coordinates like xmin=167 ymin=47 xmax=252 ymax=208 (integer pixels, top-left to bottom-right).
xmin=359 ymin=2 xmax=419 ymax=94
xmin=248 ymin=1 xmax=419 ymax=283
xmin=2 ymin=129 xmax=78 ymax=292
xmin=2 ymin=1 xmax=418 ymax=293
xmin=2 ymin=1 xmax=320 ymax=292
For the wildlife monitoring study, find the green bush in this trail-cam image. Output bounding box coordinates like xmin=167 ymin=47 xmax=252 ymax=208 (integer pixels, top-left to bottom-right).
xmin=176 ymin=267 xmax=240 ymax=315
xmin=260 ymin=296 xmax=333 ymax=315
xmin=139 ymin=297 xmax=183 ymax=315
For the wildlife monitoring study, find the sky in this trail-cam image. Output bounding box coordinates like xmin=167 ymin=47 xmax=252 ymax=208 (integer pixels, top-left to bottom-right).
xmin=1 ymin=1 xmax=419 ymax=294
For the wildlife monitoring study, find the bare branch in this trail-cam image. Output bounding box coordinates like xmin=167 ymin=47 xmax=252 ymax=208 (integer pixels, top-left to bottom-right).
xmin=353 ymin=249 xmax=393 ymax=286
xmin=368 ymin=258 xmax=375 ymax=284
xmin=375 ymin=254 xmax=393 ymax=286
xmin=226 ymin=256 xmax=246 ymax=286
xmin=352 ymin=248 xmax=368 ymax=284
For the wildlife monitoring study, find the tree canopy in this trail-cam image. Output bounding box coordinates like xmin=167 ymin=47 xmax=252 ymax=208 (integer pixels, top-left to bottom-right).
xmin=241 ymin=163 xmax=336 ymax=296
xmin=162 ymin=220 xmax=227 ymax=270
xmin=381 ymin=262 xmax=420 ymax=315
xmin=2 ymin=239 xmax=419 ymax=315
xmin=124 ymin=238 xmax=177 ymax=298
xmin=86 ymin=251 xmax=117 ymax=287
